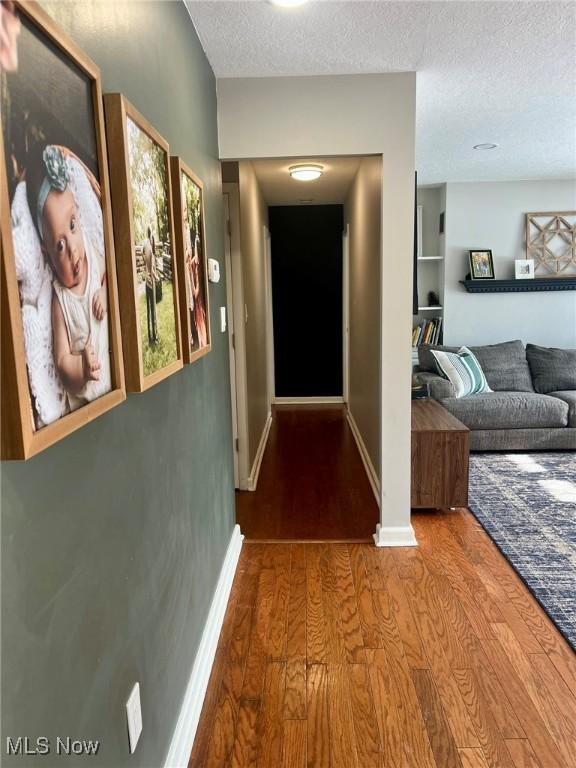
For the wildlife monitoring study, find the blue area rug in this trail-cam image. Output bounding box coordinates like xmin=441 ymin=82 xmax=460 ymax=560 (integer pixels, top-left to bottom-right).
xmin=469 ymin=452 xmax=576 ymax=650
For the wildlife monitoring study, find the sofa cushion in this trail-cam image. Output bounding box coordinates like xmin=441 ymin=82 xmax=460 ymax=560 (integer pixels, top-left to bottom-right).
xmin=419 ymin=340 xmax=534 ymax=392
xmin=526 ymin=344 xmax=576 ymax=394
xmin=549 ymin=391 xmax=576 ymax=427
xmin=439 ymin=391 xmax=569 ymax=430
xmin=470 ymin=340 xmax=534 ymax=392
xmin=415 ymin=371 xmax=456 ymax=399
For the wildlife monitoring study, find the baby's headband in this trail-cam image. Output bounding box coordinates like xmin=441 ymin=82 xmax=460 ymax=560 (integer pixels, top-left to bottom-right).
xmin=36 ymin=146 xmax=70 ymax=238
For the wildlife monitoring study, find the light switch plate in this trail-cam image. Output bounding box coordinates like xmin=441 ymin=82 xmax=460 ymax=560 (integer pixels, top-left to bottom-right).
xmin=126 ymin=682 xmax=142 ymax=754
xmin=220 ymin=306 xmax=227 ymax=333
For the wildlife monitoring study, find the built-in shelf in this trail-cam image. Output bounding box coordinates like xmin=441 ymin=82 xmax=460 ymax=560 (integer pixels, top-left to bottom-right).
xmin=418 ymin=256 xmax=443 ymax=261
xmin=460 ymin=278 xmax=576 ymax=293
xmin=418 ymin=306 xmax=443 ymax=311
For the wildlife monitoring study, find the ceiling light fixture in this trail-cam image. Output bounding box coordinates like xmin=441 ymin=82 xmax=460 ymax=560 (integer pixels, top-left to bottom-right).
xmin=473 ymin=143 xmax=498 ymax=150
xmin=269 ymin=0 xmax=309 ymax=7
xmin=289 ymin=164 xmax=323 ymax=181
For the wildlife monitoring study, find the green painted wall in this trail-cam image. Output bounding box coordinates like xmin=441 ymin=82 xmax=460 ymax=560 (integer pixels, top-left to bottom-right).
xmin=1 ymin=2 xmax=235 ymax=766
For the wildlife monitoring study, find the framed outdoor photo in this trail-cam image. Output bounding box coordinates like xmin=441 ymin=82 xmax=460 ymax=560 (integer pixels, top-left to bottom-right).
xmin=170 ymin=157 xmax=211 ymax=364
xmin=103 ymin=93 xmax=182 ymax=392
xmin=468 ymin=249 xmax=495 ymax=280
xmin=0 ymin=1 xmax=125 ymax=460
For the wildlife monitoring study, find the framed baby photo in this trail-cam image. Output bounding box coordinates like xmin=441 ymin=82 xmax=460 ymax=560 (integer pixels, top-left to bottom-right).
xmin=170 ymin=157 xmax=212 ymax=365
xmin=0 ymin=1 xmax=125 ymax=460
xmin=468 ymin=249 xmax=495 ymax=280
xmin=103 ymin=93 xmax=183 ymax=392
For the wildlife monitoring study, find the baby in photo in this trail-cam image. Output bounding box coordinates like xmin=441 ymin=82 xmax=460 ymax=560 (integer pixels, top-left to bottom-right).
xmin=28 ymin=144 xmax=111 ymax=411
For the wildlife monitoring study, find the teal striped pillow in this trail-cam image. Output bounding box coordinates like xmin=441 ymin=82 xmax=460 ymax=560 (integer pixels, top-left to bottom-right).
xmin=431 ymin=346 xmax=492 ymax=398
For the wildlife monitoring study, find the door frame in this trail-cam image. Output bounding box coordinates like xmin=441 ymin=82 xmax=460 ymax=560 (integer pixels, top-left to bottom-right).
xmin=263 ymin=225 xmax=275 ymax=407
xmin=223 ymin=183 xmax=250 ymax=489
xmin=343 ymin=222 xmax=350 ymax=404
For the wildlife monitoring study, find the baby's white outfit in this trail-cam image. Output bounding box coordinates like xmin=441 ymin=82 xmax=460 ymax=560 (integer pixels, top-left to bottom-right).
xmin=52 ymin=233 xmax=111 ymax=411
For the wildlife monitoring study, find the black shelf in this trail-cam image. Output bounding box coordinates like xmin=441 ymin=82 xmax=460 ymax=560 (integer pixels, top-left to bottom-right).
xmin=460 ymin=278 xmax=576 ymax=293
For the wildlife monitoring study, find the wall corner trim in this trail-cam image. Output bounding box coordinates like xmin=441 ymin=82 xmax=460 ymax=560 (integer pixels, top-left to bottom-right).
xmin=164 ymin=524 xmax=244 ymax=768
xmin=373 ymin=523 xmax=417 ymax=548
xmin=247 ymin=411 xmax=273 ymax=492
xmin=346 ymin=408 xmax=380 ymax=507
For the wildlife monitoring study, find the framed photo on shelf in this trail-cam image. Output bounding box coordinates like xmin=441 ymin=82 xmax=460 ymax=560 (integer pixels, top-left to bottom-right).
xmin=170 ymin=157 xmax=211 ymax=364
xmin=103 ymin=93 xmax=182 ymax=392
xmin=468 ymin=249 xmax=495 ymax=280
xmin=1 ymin=1 xmax=125 ymax=460
xmin=515 ymin=258 xmax=535 ymax=280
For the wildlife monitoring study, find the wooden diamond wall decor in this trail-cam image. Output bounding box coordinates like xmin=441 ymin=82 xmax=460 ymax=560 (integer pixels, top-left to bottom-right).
xmin=526 ymin=211 xmax=576 ymax=277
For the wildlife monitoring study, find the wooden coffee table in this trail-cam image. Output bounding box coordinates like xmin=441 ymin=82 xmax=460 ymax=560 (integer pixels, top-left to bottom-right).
xmin=411 ymin=399 xmax=469 ymax=509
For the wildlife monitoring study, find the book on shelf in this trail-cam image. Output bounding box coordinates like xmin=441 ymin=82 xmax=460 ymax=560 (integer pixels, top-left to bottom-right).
xmin=412 ymin=317 xmax=443 ymax=348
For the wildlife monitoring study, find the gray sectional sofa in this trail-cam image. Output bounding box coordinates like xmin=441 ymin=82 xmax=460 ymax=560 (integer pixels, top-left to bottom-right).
xmin=416 ymin=340 xmax=576 ymax=451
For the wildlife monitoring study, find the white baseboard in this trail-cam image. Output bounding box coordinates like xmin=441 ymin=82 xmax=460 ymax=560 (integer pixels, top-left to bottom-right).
xmin=247 ymin=412 xmax=272 ymax=492
xmin=346 ymin=409 xmax=380 ymax=507
xmin=373 ymin=523 xmax=417 ymax=548
xmin=273 ymin=396 xmax=344 ymax=405
xmin=164 ymin=524 xmax=244 ymax=768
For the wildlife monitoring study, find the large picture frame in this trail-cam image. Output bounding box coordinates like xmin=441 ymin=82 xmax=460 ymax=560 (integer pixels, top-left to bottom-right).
xmin=170 ymin=157 xmax=212 ymax=365
xmin=103 ymin=93 xmax=183 ymax=391
xmin=1 ymin=1 xmax=125 ymax=460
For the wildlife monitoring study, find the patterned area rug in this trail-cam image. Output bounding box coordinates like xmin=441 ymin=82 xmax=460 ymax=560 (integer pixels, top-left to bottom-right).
xmin=469 ymin=452 xmax=576 ymax=650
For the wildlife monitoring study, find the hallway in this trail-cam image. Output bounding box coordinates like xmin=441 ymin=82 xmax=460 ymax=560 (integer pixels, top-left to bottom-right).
xmin=236 ymin=406 xmax=379 ymax=540
xmin=189 ymin=510 xmax=576 ymax=768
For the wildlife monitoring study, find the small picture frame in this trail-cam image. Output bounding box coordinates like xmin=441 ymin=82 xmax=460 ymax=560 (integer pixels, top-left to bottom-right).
xmin=515 ymin=258 xmax=535 ymax=280
xmin=170 ymin=157 xmax=212 ymax=365
xmin=469 ymin=250 xmax=495 ymax=280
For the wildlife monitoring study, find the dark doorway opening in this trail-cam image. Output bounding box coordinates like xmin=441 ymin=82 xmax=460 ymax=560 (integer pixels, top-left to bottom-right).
xmin=269 ymin=205 xmax=343 ymax=398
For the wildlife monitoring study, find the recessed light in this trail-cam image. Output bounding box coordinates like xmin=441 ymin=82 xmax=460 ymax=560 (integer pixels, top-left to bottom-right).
xmin=473 ymin=143 xmax=498 ymax=150
xmin=289 ymin=164 xmax=323 ymax=181
xmin=299 ymin=199 xmax=314 ymax=204
xmin=269 ymin=0 xmax=308 ymax=6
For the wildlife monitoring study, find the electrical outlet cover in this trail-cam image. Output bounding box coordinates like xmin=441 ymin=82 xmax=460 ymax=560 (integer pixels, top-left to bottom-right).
xmin=126 ymin=682 xmax=142 ymax=754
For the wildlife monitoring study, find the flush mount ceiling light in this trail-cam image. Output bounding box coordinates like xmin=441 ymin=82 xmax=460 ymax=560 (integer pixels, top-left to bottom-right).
xmin=289 ymin=164 xmax=323 ymax=181
xmin=269 ymin=0 xmax=309 ymax=6
xmin=473 ymin=143 xmax=498 ymax=150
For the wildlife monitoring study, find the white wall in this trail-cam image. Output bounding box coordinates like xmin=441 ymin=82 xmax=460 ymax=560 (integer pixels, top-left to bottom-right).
xmin=238 ymin=162 xmax=270 ymax=473
xmin=218 ymin=74 xmax=417 ymax=545
xmin=444 ymin=180 xmax=576 ymax=348
xmin=345 ymin=157 xmax=382 ymax=479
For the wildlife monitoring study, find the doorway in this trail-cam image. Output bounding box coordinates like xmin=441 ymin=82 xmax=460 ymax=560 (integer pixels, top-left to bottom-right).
xmin=223 ymin=156 xmax=382 ymax=540
xmin=269 ymin=205 xmax=344 ymax=400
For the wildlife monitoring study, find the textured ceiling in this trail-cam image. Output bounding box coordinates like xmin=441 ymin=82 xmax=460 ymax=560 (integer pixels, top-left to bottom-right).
xmin=186 ymin=1 xmax=576 ymax=184
xmin=251 ymin=156 xmax=362 ymax=204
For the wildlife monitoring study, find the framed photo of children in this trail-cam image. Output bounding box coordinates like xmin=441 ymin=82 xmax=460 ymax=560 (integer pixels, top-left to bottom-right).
xmin=468 ymin=249 xmax=495 ymax=280
xmin=103 ymin=93 xmax=182 ymax=391
xmin=0 ymin=1 xmax=125 ymax=460
xmin=170 ymin=158 xmax=211 ymax=364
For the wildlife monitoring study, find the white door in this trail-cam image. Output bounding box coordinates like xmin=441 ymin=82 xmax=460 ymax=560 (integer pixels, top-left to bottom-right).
xmin=223 ymin=193 xmax=239 ymax=487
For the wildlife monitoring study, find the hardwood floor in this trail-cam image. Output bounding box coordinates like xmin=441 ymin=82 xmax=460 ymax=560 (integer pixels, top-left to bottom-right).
xmin=189 ymin=509 xmax=576 ymax=768
xmin=236 ymin=406 xmax=379 ymax=540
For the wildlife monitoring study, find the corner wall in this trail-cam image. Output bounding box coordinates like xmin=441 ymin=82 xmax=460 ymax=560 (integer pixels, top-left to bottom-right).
xmin=238 ymin=161 xmax=270 ymax=473
xmin=345 ymin=156 xmax=383 ymax=477
xmin=444 ymin=179 xmax=576 ymax=348
xmin=1 ymin=3 xmax=235 ymax=767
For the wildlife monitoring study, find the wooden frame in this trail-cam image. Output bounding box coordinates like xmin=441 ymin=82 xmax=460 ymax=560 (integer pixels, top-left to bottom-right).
xmin=525 ymin=211 xmax=576 ymax=277
xmin=1 ymin=1 xmax=125 ymax=460
xmin=104 ymin=93 xmax=183 ymax=391
xmin=170 ymin=157 xmax=212 ymax=365
xmin=468 ymin=249 xmax=495 ymax=280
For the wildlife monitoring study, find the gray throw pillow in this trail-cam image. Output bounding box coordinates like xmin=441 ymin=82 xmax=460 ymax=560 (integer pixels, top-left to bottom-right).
xmin=526 ymin=344 xmax=576 ymax=394
xmin=469 ymin=340 xmax=534 ymax=392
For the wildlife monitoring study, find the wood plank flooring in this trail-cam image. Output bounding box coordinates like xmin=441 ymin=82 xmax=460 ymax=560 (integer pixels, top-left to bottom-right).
xmin=189 ymin=509 xmax=576 ymax=768
xmin=235 ymin=406 xmax=379 ymax=540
